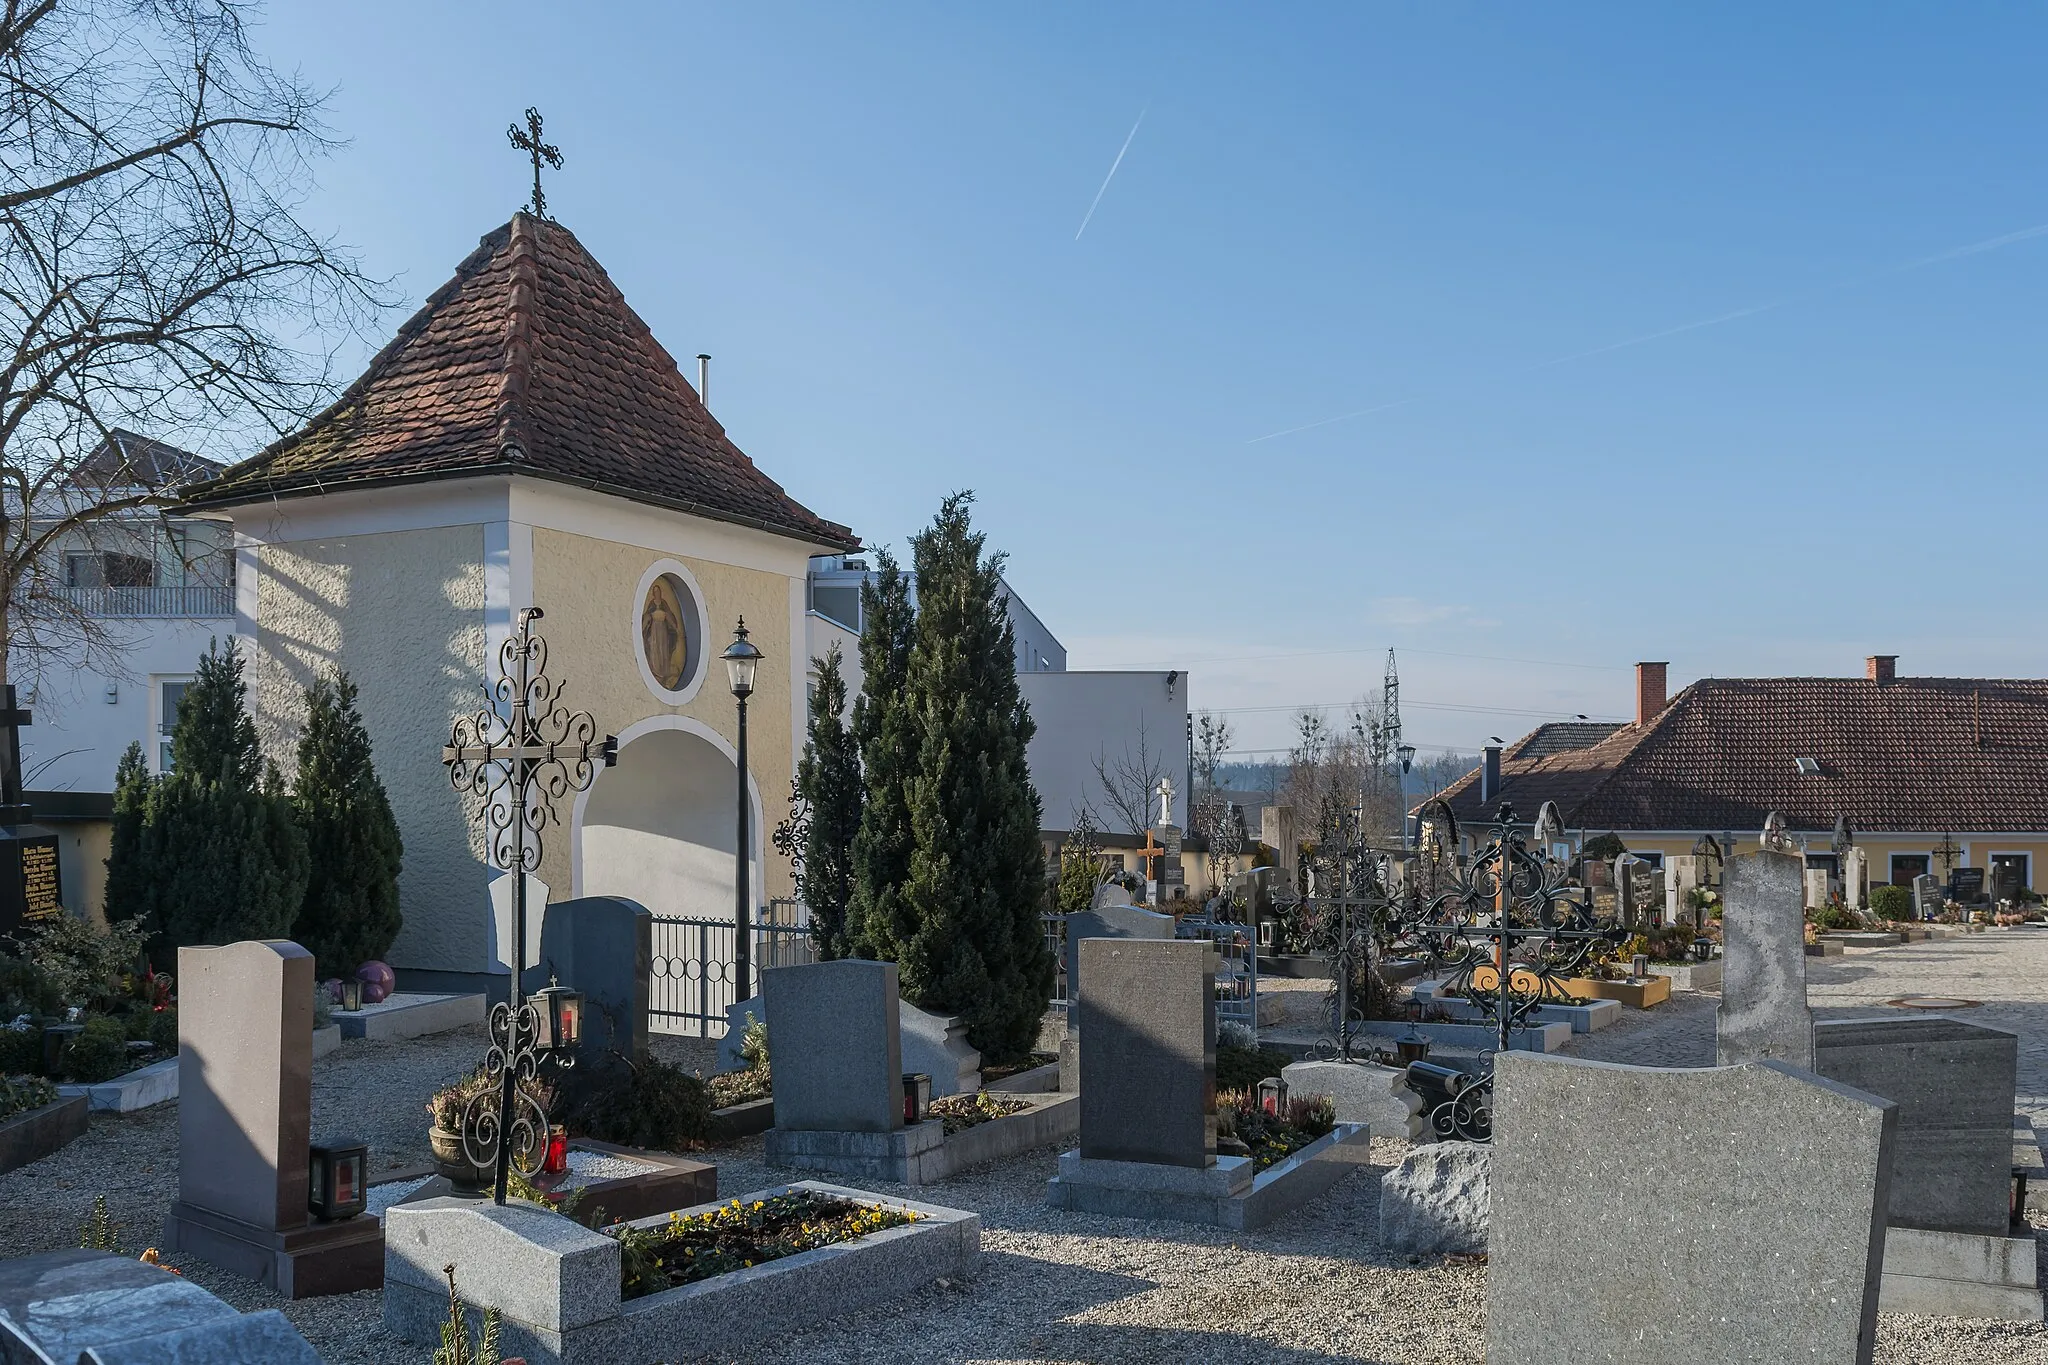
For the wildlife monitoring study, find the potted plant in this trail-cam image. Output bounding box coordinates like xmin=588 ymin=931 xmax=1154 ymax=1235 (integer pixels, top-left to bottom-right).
xmin=427 ymin=1067 xmax=555 ymax=1188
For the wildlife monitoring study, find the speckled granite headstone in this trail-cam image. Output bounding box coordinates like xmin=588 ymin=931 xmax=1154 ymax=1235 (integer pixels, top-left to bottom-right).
xmin=1489 ymin=1053 xmax=1897 ymax=1365
xmin=1717 ymin=849 xmax=1813 ymax=1069
xmin=1077 ymin=937 xmax=1217 ymax=1168
xmin=762 ymin=959 xmax=902 ymax=1133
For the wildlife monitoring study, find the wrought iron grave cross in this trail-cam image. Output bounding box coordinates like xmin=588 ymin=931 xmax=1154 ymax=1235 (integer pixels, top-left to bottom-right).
xmin=441 ymin=607 xmax=615 ymax=1202
xmin=507 ymin=106 xmax=564 ymax=217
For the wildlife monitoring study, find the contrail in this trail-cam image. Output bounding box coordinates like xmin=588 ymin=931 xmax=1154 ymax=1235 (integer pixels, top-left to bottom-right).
xmin=1248 ymin=217 xmax=2048 ymax=443
xmin=1075 ymin=105 xmax=1147 ymax=241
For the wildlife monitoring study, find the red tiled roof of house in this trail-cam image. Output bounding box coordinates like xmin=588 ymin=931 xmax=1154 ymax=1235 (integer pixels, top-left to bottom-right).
xmin=181 ymin=214 xmax=857 ymax=550
xmin=1425 ymin=675 xmax=2048 ymax=834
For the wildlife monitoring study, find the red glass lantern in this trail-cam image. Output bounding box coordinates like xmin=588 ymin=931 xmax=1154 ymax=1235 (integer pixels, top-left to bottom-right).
xmin=308 ymin=1138 xmax=368 ymax=1221
xmin=532 ymin=977 xmax=584 ymax=1053
xmin=544 ymin=1125 xmax=569 ymax=1175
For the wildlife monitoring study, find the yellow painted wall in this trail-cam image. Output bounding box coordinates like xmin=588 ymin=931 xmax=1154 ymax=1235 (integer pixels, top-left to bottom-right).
xmin=60 ymin=818 xmax=111 ymax=926
xmin=528 ymin=527 xmax=800 ymax=902
xmin=1607 ymin=833 xmax=2048 ymax=889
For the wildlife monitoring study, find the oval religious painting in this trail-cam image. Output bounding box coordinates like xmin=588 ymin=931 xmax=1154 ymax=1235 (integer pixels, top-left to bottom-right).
xmin=640 ymin=573 xmax=692 ymax=692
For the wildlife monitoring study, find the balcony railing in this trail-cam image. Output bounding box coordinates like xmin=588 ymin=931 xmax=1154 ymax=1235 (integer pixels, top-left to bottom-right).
xmin=57 ymin=584 xmax=233 ymax=618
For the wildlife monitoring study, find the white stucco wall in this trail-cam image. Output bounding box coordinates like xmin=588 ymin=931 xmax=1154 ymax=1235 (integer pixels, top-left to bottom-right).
xmin=21 ymin=615 xmax=235 ymax=794
xmin=246 ymin=523 xmax=490 ymax=976
xmin=1017 ymin=670 xmax=1190 ymax=834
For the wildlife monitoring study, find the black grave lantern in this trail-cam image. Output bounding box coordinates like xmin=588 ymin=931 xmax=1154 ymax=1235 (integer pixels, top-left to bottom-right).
xmin=1256 ymin=1075 xmax=1289 ymax=1116
xmin=1690 ymin=937 xmax=1716 ymax=963
xmin=41 ymin=1022 xmax=81 ymax=1076
xmin=336 ymin=976 xmax=364 ymax=1013
xmin=532 ymin=977 xmax=584 ymax=1053
xmin=308 ymin=1137 xmax=369 ymax=1221
xmin=902 ymin=1072 xmax=931 ymax=1123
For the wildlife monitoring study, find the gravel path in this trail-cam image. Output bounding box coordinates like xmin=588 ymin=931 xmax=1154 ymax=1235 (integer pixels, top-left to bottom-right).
xmin=1 ymin=938 xmax=2044 ymax=1363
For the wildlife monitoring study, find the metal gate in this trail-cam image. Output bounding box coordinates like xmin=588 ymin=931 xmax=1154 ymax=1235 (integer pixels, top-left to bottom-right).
xmin=648 ymin=899 xmax=816 ymax=1037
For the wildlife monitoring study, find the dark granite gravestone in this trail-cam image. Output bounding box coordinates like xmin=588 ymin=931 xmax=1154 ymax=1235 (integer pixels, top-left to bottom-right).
xmin=0 ymin=684 xmax=62 ymax=937
xmin=521 ymin=895 xmax=650 ymax=1071
xmin=1949 ymin=867 xmax=1986 ymax=903
xmin=1076 ymin=938 xmax=1218 ymax=1168
xmin=761 ymin=959 xmax=902 ymax=1134
xmin=1989 ymin=863 xmax=2022 ymax=903
xmin=1064 ymin=904 xmax=1176 ymax=1013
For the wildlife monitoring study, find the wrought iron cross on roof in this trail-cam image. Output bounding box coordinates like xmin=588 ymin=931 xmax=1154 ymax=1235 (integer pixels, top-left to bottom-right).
xmin=507 ymin=106 xmax=564 ymax=217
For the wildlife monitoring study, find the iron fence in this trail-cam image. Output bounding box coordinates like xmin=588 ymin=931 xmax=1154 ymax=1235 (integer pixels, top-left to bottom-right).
xmin=649 ymin=903 xmax=816 ymax=1037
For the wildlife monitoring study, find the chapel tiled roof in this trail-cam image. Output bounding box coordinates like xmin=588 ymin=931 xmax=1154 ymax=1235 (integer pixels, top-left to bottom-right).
xmin=181 ymin=214 xmax=857 ymax=550
xmin=1425 ymin=675 xmax=2048 ymax=834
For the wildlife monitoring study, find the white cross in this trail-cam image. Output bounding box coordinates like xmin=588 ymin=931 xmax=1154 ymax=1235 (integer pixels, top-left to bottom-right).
xmin=1157 ymin=777 xmax=1175 ymax=827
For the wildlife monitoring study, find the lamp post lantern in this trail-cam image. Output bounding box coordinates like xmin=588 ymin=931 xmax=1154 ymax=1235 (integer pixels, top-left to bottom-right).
xmin=723 ymin=618 xmax=763 ymax=1002
xmin=1396 ymin=743 xmax=1417 ymax=848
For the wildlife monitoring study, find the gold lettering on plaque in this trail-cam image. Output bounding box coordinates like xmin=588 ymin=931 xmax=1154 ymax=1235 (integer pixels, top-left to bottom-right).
xmin=21 ymin=840 xmax=59 ymax=920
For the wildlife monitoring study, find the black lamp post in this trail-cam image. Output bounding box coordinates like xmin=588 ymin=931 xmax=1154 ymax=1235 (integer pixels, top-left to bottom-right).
xmin=722 ymin=619 xmax=762 ymax=1002
xmin=1396 ymin=743 xmax=1417 ymax=848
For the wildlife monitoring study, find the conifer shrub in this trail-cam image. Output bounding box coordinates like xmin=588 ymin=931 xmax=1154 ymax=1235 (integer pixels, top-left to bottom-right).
xmin=290 ymin=671 xmax=404 ymax=975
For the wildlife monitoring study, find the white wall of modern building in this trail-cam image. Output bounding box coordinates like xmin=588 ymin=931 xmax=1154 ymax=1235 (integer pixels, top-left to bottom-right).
xmin=1017 ymin=670 xmax=1190 ymax=834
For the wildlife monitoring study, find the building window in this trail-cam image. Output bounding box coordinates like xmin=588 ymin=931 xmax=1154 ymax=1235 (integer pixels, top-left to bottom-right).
xmin=65 ymin=551 xmax=154 ymax=588
xmin=1632 ymin=851 xmax=1664 ymax=870
xmin=154 ymin=677 xmax=191 ymax=771
xmin=1889 ymin=853 xmax=1930 ymax=886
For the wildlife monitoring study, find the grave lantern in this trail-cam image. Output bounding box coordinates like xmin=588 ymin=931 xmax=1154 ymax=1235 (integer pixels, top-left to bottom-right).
xmin=40 ymin=1022 xmax=81 ymax=1075
xmin=902 ymin=1072 xmax=931 ymax=1123
xmin=532 ymin=977 xmax=584 ymax=1053
xmin=544 ymin=1125 xmax=569 ymax=1175
xmin=308 ymin=1137 xmax=368 ymax=1221
xmin=1395 ymin=1019 xmax=1432 ymax=1065
xmin=1257 ymin=1075 xmax=1288 ymax=1116
xmin=1629 ymin=953 xmax=1649 ymax=980
xmin=1690 ymin=937 xmax=1716 ymax=963
xmin=336 ymin=976 xmax=364 ymax=1013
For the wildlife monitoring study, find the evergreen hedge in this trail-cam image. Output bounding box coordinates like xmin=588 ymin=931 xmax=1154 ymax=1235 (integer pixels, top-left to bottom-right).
xmin=291 ymin=671 xmax=404 ymax=975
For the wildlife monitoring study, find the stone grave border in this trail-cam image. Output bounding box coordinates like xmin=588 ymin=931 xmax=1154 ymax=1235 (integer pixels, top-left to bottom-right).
xmin=56 ymin=1055 xmax=178 ymax=1113
xmin=707 ymin=1097 xmax=774 ymax=1141
xmin=332 ymin=991 xmax=485 ymax=1042
xmin=0 ymin=1092 xmax=87 ymax=1174
xmin=767 ymin=1089 xmax=1079 ymax=1185
xmin=1413 ymin=980 xmax=1618 ymax=1033
xmin=1647 ymin=959 xmax=1721 ymax=992
xmin=1046 ymin=1121 xmax=1370 ymax=1230
xmin=384 ymin=1181 xmax=979 ymax=1364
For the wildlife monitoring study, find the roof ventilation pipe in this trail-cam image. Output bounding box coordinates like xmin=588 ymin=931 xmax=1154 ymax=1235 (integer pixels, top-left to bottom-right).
xmin=1481 ymin=745 xmax=1502 ymax=804
xmin=697 ymin=353 xmax=710 ymax=409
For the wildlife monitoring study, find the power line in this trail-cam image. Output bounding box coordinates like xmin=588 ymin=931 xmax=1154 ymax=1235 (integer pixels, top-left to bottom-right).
xmin=1106 ymin=644 xmax=1632 ymax=673
xmin=1206 ymin=698 xmax=1628 ymax=721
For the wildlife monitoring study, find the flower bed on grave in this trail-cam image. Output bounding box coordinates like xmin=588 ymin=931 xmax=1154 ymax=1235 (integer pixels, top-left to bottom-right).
xmin=705 ymin=1066 xmax=770 ymax=1109
xmin=2 ymin=916 xmax=185 ymax=1111
xmin=611 ymin=1191 xmax=921 ymax=1299
xmin=927 ymin=1090 xmax=1030 ymax=1135
xmin=1217 ymin=1089 xmax=1337 ymax=1170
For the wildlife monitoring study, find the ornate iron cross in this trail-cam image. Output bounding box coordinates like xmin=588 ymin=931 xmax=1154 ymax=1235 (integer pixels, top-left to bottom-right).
xmin=507 ymin=106 xmax=564 ymax=217
xmin=441 ymin=607 xmax=615 ymax=1202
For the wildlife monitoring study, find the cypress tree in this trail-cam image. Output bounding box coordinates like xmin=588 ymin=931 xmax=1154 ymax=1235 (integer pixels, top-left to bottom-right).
xmin=103 ymin=742 xmax=154 ymax=934
xmin=142 ymin=640 xmax=309 ymax=967
xmin=291 ymin=671 xmax=404 ymax=976
xmin=895 ymin=493 xmax=1052 ymax=1060
xmin=797 ymin=645 xmax=862 ymax=960
xmin=847 ymin=549 xmax=916 ymax=960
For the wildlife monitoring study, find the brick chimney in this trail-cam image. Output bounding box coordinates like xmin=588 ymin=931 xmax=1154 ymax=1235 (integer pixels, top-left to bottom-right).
xmin=1866 ymin=655 xmax=1896 ymax=686
xmin=1635 ymin=662 xmax=1669 ymax=726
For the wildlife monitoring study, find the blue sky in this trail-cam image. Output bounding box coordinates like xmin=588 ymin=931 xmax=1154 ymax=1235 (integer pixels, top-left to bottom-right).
xmin=255 ymin=3 xmax=2048 ymax=760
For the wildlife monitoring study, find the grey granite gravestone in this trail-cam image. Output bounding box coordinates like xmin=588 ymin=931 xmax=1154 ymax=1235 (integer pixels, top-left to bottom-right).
xmin=0 ymin=1248 xmax=322 ymax=1364
xmin=1717 ymin=850 xmax=1814 ymax=1069
xmin=1058 ymin=902 xmax=1176 ymax=1090
xmin=761 ymin=959 xmax=902 ymax=1133
xmin=900 ymin=1001 xmax=981 ymax=1097
xmin=161 ymin=940 xmax=381 ymax=1297
xmin=1489 ymin=1052 xmax=1897 ymax=1365
xmin=1282 ymin=1058 xmax=1424 ymax=1140
xmin=1380 ymin=1141 xmax=1490 ymax=1255
xmin=1911 ymin=873 xmax=1940 ymax=919
xmin=1813 ymin=1016 xmax=2017 ymax=1237
xmin=522 ymin=895 xmax=651 ymax=1070
xmin=1076 ymin=937 xmax=1217 ymax=1167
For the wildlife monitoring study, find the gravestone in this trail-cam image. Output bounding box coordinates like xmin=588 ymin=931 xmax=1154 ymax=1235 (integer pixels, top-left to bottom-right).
xmin=1076 ymin=937 xmax=1217 ymax=1167
xmin=1058 ymin=901 xmax=1176 ymax=1091
xmin=0 ymin=1249 xmax=321 ymax=1363
xmin=1912 ymin=874 xmax=1941 ymax=920
xmin=1282 ymin=1058 xmax=1424 ymax=1140
xmin=522 ymin=894 xmax=650 ymax=1071
xmin=1490 ymin=1053 xmax=1896 ymax=1365
xmin=900 ymin=1002 xmax=981 ymax=1097
xmin=1949 ymin=867 xmax=1986 ymax=904
xmin=1260 ymin=804 xmax=1298 ymax=888
xmin=1613 ymin=854 xmax=1644 ymax=926
xmin=1990 ymin=862 xmax=2022 ymax=903
xmin=760 ymin=959 xmax=901 ymax=1133
xmin=162 ymin=940 xmax=381 ymax=1296
xmin=1804 ymin=867 xmax=1831 ymax=910
xmin=1813 ymin=1016 xmax=2016 ymax=1237
xmin=1665 ymin=855 xmax=1701 ymax=928
xmin=1842 ymin=847 xmax=1868 ymax=910
xmin=1717 ymin=850 xmax=1813 ymax=1070
xmin=0 ymin=684 xmax=62 ymax=937
xmin=1380 ymin=1141 xmax=1490 ymax=1255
